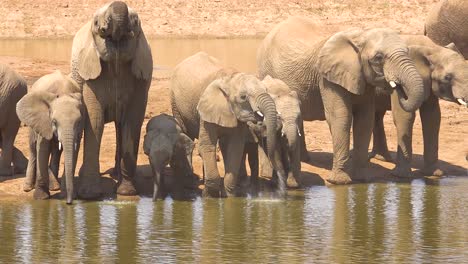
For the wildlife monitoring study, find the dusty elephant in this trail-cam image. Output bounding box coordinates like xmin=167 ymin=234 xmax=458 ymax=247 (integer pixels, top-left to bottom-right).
xmin=16 ymin=71 xmax=83 ymax=204
xmin=143 ymin=114 xmax=196 ymax=201
xmin=372 ymin=35 xmax=468 ymax=178
xmin=171 ymin=52 xmax=279 ymax=197
xmin=425 ymin=0 xmax=468 ymax=62
xmin=257 ymin=17 xmax=425 ymax=184
xmin=71 ymin=1 xmax=152 ymax=199
xmin=0 ymin=63 xmax=27 ymax=176
xmin=249 ymin=76 xmax=302 ymax=189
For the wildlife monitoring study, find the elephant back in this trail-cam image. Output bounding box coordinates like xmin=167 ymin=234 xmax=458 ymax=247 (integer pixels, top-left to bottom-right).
xmin=170 ymin=52 xmax=231 ymax=139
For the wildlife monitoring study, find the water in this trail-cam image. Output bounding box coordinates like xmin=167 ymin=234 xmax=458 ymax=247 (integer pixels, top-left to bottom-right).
xmin=0 ymin=38 xmax=262 ymax=72
xmin=1 ymin=177 xmax=467 ymax=263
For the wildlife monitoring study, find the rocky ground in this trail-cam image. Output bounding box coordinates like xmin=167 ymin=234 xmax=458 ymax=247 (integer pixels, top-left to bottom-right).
xmin=0 ymin=0 xmax=466 ymax=200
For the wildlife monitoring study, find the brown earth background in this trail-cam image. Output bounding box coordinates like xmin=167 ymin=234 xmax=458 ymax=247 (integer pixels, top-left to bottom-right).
xmin=0 ymin=0 xmax=466 ymax=199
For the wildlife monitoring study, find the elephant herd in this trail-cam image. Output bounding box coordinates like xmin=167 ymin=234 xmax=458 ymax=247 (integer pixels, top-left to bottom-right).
xmin=0 ymin=1 xmax=466 ymax=204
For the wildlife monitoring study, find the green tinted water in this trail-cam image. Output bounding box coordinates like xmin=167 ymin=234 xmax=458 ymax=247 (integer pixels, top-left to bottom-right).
xmin=1 ymin=177 xmax=467 ymax=263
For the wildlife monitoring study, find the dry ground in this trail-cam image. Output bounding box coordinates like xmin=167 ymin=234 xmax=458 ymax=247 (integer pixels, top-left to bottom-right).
xmin=0 ymin=0 xmax=466 ymax=199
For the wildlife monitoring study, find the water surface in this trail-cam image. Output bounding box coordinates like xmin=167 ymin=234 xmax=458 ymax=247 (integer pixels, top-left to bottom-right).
xmin=1 ymin=177 xmax=467 ymax=263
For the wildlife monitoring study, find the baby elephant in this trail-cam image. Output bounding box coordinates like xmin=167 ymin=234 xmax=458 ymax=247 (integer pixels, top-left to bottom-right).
xmin=16 ymin=71 xmax=83 ymax=204
xmin=143 ymin=114 xmax=195 ymax=200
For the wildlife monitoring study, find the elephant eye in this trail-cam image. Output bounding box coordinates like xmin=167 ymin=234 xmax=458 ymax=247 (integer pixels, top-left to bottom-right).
xmin=372 ymin=53 xmax=384 ymax=64
xmin=239 ymin=94 xmax=247 ymax=101
xmin=444 ymin=74 xmax=453 ymax=82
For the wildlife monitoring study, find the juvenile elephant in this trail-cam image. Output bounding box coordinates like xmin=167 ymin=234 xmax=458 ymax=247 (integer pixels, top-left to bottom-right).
xmin=257 ymin=17 xmax=425 ymax=184
xmin=171 ymin=52 xmax=279 ymax=197
xmin=372 ymin=35 xmax=468 ymax=178
xmin=254 ymin=76 xmax=302 ymax=189
xmin=71 ymin=1 xmax=152 ymax=198
xmin=0 ymin=64 xmax=27 ymax=176
xmin=16 ymin=71 xmax=83 ymax=204
xmin=143 ymin=114 xmax=196 ymax=201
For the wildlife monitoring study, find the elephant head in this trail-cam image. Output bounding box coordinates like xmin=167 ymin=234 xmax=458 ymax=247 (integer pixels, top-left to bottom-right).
xmin=262 ymin=76 xmax=302 ymax=187
xmin=412 ymin=43 xmax=468 ymax=107
xmin=197 ymin=73 xmax=278 ymax=161
xmin=318 ymin=28 xmax=425 ymax=112
xmin=16 ymin=77 xmax=83 ymax=204
xmin=75 ymin=1 xmax=152 ymax=81
xmin=143 ymin=115 xmax=195 ymax=200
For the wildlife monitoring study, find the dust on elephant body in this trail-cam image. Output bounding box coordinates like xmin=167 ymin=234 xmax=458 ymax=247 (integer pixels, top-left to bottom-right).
xmin=16 ymin=71 xmax=83 ymax=204
xmin=0 ymin=64 xmax=27 ymax=177
xmin=70 ymin=1 xmax=153 ymax=199
xmin=372 ymin=35 xmax=468 ymax=178
xmin=171 ymin=52 xmax=280 ymax=197
xmin=257 ymin=16 xmax=426 ymax=185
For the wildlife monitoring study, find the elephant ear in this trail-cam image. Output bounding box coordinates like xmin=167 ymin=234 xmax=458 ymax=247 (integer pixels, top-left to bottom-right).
xmin=197 ymin=79 xmax=238 ymax=127
xmin=143 ymin=131 xmax=156 ymax=156
xmin=129 ymin=11 xmax=153 ymax=81
xmin=176 ymin=133 xmax=195 ymax=155
xmin=74 ymin=22 xmax=102 ymax=81
xmin=317 ymin=30 xmax=366 ymax=95
xmin=16 ymin=91 xmax=56 ymax=140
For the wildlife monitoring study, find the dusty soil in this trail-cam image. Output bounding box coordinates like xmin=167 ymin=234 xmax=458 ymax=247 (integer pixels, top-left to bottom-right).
xmin=1 ymin=0 xmax=438 ymax=38
xmin=0 ymin=0 xmax=466 ymax=200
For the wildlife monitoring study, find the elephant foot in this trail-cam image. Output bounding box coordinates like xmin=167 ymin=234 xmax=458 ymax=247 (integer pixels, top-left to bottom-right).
xmin=33 ymin=186 xmax=50 ymax=200
xmin=421 ymin=165 xmax=445 ymax=177
xmin=391 ymin=164 xmax=413 ymax=178
xmin=326 ymin=169 xmax=352 ymax=185
xmin=286 ymin=174 xmax=300 ymax=188
xmin=78 ymin=177 xmax=102 ymax=200
xmin=117 ymin=178 xmax=137 ymax=196
xmin=369 ymin=150 xmax=393 ymax=163
xmin=49 ymin=171 xmax=61 ymax=191
xmin=202 ymin=187 xmax=226 ymax=198
xmin=203 ymin=177 xmax=226 ymax=198
xmin=23 ymin=180 xmax=35 ymax=192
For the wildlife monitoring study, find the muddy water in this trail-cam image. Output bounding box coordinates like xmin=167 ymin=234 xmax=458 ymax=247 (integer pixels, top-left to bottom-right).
xmin=0 ymin=38 xmax=262 ymax=72
xmin=0 ymin=178 xmax=467 ymax=263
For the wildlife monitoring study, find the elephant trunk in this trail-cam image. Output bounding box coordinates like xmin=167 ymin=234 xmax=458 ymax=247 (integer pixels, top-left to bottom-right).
xmin=385 ymin=50 xmax=425 ymax=112
xmin=109 ymin=1 xmax=129 ymax=42
xmin=284 ymin=121 xmax=301 ymax=181
xmin=150 ymin=145 xmax=172 ymax=201
xmin=254 ymin=93 xmax=278 ymax=161
xmin=62 ymin=132 xmax=76 ymax=205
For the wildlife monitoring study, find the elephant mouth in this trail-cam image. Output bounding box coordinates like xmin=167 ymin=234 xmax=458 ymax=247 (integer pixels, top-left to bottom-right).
xmin=389 ymin=80 xmax=408 ymax=100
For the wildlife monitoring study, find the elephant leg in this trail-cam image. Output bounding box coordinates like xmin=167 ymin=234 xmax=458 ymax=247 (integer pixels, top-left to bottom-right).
xmin=390 ymin=93 xmax=415 ymax=178
xmin=287 ymin=144 xmax=301 ymax=188
xmin=79 ymin=85 xmax=104 ymax=199
xmin=34 ymin=136 xmax=51 ymax=200
xmin=112 ymin=122 xmax=122 ymax=178
xmin=246 ymin=142 xmax=259 ymax=195
xmin=298 ymin=118 xmax=310 ymax=162
xmin=370 ymin=109 xmax=393 ymax=162
xmin=222 ymin=131 xmax=246 ymax=197
xmin=0 ymin=126 xmax=18 ymax=176
xmin=23 ymin=130 xmax=37 ymax=192
xmin=321 ymin=79 xmax=352 ymax=184
xmin=13 ymin=147 xmax=28 ymax=174
xmin=352 ymin=91 xmax=375 ymax=182
xmin=419 ymin=94 xmax=444 ymax=177
xmin=117 ymin=90 xmax=147 ymax=196
xmin=48 ymin=141 xmax=62 ymax=191
xmin=199 ymin=121 xmax=223 ymax=197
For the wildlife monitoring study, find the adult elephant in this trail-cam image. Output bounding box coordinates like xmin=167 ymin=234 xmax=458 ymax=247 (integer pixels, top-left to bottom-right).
xmin=425 ymin=0 xmax=468 ymax=61
xmin=372 ymin=35 xmax=468 ymax=177
xmin=257 ymin=17 xmax=425 ymax=184
xmin=171 ymin=52 xmax=279 ymax=197
xmin=71 ymin=1 xmax=152 ymax=198
xmin=0 ymin=64 xmax=27 ymax=176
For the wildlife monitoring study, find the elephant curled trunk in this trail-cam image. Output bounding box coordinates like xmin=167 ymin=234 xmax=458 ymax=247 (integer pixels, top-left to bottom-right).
xmin=254 ymin=92 xmax=278 ymax=164
xmin=109 ymin=1 xmax=129 ymax=42
xmin=385 ymin=51 xmax=425 ymax=112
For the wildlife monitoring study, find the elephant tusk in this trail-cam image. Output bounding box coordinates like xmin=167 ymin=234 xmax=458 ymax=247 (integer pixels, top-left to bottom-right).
xmin=389 ymin=81 xmax=397 ymax=88
xmin=255 ymin=111 xmax=264 ymax=118
xmin=58 ymin=142 xmax=62 ymax=151
xmin=297 ymin=126 xmax=302 ymax=137
xmin=457 ymin=98 xmax=468 ymax=107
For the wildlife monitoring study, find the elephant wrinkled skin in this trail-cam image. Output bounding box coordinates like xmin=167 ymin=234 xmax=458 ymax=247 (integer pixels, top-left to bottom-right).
xmin=372 ymin=35 xmax=468 ymax=178
xmin=70 ymin=1 xmax=152 ymax=199
xmin=257 ymin=17 xmax=426 ymax=184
